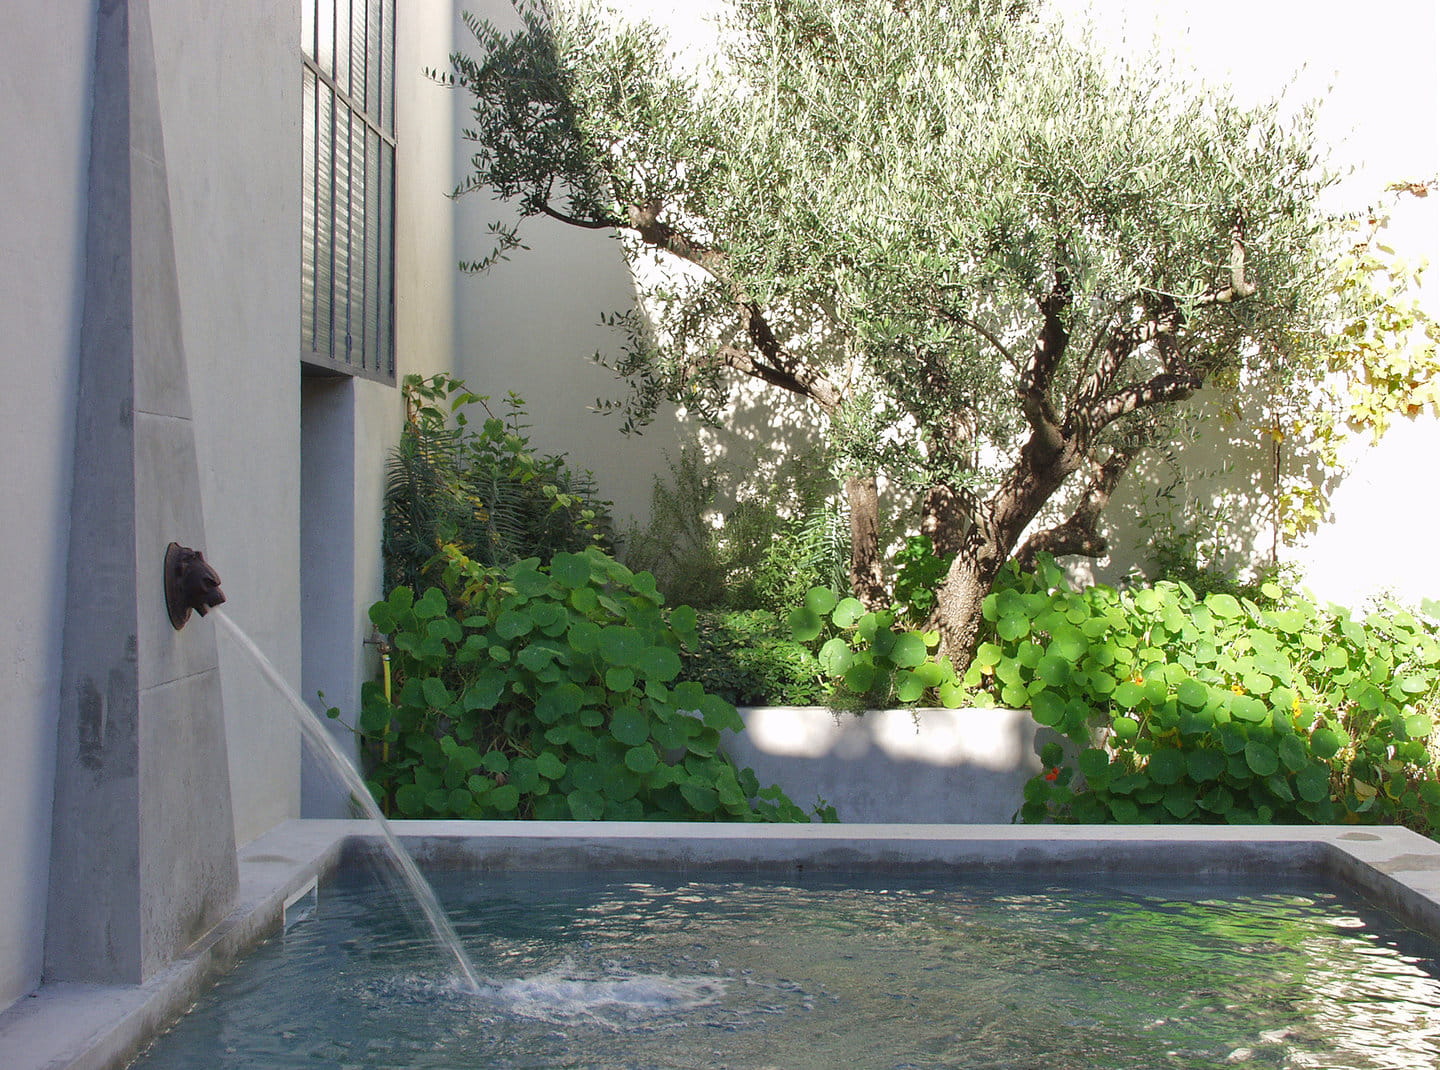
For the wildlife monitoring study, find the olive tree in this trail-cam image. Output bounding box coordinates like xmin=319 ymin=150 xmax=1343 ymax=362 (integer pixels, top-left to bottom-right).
xmin=441 ymin=0 xmax=1336 ymax=664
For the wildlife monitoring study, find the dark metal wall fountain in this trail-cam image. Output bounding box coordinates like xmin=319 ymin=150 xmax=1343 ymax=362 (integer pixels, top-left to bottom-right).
xmin=46 ymin=0 xmax=239 ymax=985
xmin=164 ymin=543 xmax=226 ymax=630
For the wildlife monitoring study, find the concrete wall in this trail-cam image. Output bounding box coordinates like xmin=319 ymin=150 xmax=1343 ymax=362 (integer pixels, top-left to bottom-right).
xmin=146 ymin=0 xmax=304 ymax=848
xmin=0 ymin=0 xmax=459 ymax=1007
xmin=0 ymin=0 xmax=95 ymax=1013
xmin=448 ymin=1 xmax=684 ymax=529
xmin=725 ymin=708 xmax=1044 ymax=823
xmin=299 ymin=0 xmax=461 ymax=816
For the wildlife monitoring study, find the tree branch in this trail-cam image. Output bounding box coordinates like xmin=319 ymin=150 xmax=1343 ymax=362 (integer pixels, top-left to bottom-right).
xmin=537 ymin=202 xmax=621 ymax=230
xmin=715 ymin=345 xmax=845 ymax=412
xmin=1073 ymin=296 xmax=1184 ymax=415
xmin=1085 ymin=371 xmax=1202 ymax=430
xmin=1014 ymin=443 xmax=1141 ymax=568
xmin=1193 ymin=215 xmax=1258 ymax=308
xmin=1017 ymin=270 xmax=1071 ymax=455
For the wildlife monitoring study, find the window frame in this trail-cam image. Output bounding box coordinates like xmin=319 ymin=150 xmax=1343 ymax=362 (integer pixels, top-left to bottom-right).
xmin=300 ymin=0 xmax=396 ymax=383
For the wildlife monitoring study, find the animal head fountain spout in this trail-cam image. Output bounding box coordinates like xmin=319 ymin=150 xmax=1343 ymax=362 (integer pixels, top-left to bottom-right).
xmin=164 ymin=542 xmax=226 ymax=629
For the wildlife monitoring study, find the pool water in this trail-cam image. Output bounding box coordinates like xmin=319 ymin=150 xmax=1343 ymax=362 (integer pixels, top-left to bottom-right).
xmin=129 ymin=866 xmax=1440 ymax=1069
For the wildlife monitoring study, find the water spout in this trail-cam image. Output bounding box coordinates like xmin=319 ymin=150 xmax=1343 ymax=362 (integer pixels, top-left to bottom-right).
xmin=213 ymin=609 xmax=484 ymax=993
xmin=164 ymin=542 xmax=226 ymax=629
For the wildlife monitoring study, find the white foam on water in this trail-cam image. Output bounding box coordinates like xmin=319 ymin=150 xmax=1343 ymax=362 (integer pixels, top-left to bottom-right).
xmin=477 ymin=959 xmax=729 ymax=1023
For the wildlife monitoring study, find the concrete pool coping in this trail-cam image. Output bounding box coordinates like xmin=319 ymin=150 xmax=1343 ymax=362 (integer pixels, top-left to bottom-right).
xmin=4 ymin=820 xmax=1440 ymax=1070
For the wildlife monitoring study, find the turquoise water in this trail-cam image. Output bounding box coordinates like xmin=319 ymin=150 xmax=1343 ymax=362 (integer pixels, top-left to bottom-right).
xmin=130 ymin=867 xmax=1440 ymax=1069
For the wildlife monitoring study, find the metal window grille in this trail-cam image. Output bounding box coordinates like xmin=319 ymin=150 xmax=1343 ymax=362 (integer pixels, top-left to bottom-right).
xmin=301 ymin=0 xmax=396 ymax=382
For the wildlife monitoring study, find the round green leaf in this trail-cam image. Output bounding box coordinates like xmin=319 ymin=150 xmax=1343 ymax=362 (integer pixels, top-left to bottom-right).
xmin=1031 ymin=691 xmax=1065 ymax=727
xmin=805 ymin=586 xmax=839 ymax=615
xmin=1230 ymin=695 xmax=1269 ymax=723
xmin=890 ymin=632 xmax=928 ymax=668
xmin=1176 ymin=679 xmax=1209 ymax=709
xmin=844 ymin=661 xmax=876 ymax=693
xmin=624 ymin=744 xmax=659 ymax=774
xmin=496 ymin=609 xmax=534 ymax=639
xmin=534 ymin=682 xmax=585 ymax=724
xmin=1112 ymin=681 xmax=1145 ymax=709
xmin=832 ymin=597 xmax=866 ymax=628
xmin=489 ymin=784 xmax=520 ymax=813
xmin=605 ymin=666 xmax=637 ymax=693
xmin=679 ymin=780 xmax=718 ymax=814
xmin=1112 ymin=716 xmax=1140 ymax=741
xmin=1310 ymin=727 xmax=1345 ymax=759
xmin=598 ymin=626 xmax=645 ymax=666
xmin=819 ymin=637 xmax=854 ymax=676
xmin=894 ymin=670 xmax=926 ymax=704
xmin=1036 ymin=654 xmax=1069 ymax=688
xmin=1206 ymin=593 xmax=1243 ymax=619
xmin=789 ymin=606 xmax=823 ymax=642
xmin=1404 ymin=713 xmax=1434 ymax=740
xmin=610 ymin=706 xmax=650 ymax=747
xmin=536 ymin=751 xmax=567 ymax=780
xmin=1147 ymin=749 xmax=1187 ymax=785
xmin=1244 ymin=740 xmax=1280 ymax=777
xmin=421 ymin=676 xmax=452 ymax=710
xmin=567 ymin=789 xmax=605 ymax=820
xmin=637 ymin=646 xmax=682 ymax=682
xmin=1078 ymin=748 xmax=1111 ymax=779
xmin=998 ymin=614 xmax=1030 ymax=642
xmin=1296 ymin=764 xmax=1332 ymax=803
xmin=549 ymin=552 xmax=592 ymax=589
xmin=414 ymin=587 xmax=448 ymax=619
xmin=1186 ymin=748 xmax=1225 ymax=782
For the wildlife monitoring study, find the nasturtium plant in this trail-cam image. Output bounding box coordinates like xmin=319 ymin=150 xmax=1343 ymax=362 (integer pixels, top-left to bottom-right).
xmin=790 ymin=585 xmax=969 ymax=710
xmin=793 ymin=550 xmax=1440 ymax=832
xmin=342 ymin=545 xmax=808 ymax=822
xmin=989 ymin=558 xmax=1440 ymax=832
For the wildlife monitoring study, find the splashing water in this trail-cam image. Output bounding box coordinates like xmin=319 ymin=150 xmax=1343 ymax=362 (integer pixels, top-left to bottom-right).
xmin=214 ymin=610 xmax=484 ymax=993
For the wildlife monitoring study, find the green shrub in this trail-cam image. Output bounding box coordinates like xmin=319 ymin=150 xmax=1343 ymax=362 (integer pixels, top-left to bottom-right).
xmin=342 ymin=545 xmax=807 ymax=822
xmin=682 ymin=610 xmax=828 ymax=707
xmin=622 ymin=447 xmax=850 ymax=613
xmin=788 ymin=586 xmax=965 ymax=710
xmin=789 ymin=555 xmax=1440 ymax=832
xmin=973 ymin=560 xmax=1440 ymax=831
xmin=383 ymin=373 xmax=612 ymax=594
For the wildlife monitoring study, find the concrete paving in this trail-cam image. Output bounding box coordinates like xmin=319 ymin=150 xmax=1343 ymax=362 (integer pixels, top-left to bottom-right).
xmin=3 ymin=820 xmax=1438 ymax=1069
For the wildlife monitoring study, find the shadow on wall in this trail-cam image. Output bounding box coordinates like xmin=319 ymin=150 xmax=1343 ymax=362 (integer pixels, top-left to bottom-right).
xmin=1051 ymin=384 xmax=1304 ymax=590
xmin=723 ymin=707 xmax=1047 ymax=824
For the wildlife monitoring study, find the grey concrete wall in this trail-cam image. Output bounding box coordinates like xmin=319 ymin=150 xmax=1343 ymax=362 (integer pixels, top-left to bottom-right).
xmin=143 ymin=0 xmax=304 ymax=847
xmin=448 ymin=1 xmax=684 ymax=529
xmin=725 ymin=707 xmax=1045 ymax=823
xmin=0 ymin=0 xmax=96 ymax=1011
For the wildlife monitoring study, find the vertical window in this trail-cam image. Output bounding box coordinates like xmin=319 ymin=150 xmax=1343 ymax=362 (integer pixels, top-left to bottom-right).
xmin=302 ymin=0 xmax=395 ymax=381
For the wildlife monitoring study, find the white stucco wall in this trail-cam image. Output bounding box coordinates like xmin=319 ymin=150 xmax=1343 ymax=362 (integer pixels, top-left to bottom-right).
xmin=448 ymin=1 xmax=684 ymax=529
xmin=1051 ymin=0 xmax=1440 ymax=607
xmin=0 ymin=0 xmax=94 ymax=1013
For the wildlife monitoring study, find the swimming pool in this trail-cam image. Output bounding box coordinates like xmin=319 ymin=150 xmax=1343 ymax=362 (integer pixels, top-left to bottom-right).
xmin=129 ymin=863 xmax=1440 ymax=1069
xmin=7 ymin=823 xmax=1440 ymax=1069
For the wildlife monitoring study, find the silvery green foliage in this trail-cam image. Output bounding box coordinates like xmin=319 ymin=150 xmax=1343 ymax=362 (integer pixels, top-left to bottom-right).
xmin=444 ymin=0 xmax=1336 ymax=653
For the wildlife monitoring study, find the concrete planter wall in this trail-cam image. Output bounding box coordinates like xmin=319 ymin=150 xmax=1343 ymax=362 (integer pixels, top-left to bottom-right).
xmin=724 ymin=707 xmax=1045 ymax=823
